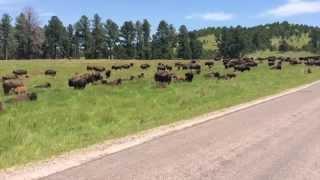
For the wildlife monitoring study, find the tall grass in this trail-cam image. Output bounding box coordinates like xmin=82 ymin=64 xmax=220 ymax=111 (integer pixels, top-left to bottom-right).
xmin=0 ymin=59 xmax=319 ymax=169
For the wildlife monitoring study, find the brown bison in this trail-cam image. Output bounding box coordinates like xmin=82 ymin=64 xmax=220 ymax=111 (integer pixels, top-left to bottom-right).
xmin=154 ymin=71 xmax=172 ymax=87
xmin=34 ymin=83 xmax=51 ymax=89
xmin=13 ymin=69 xmax=28 ymax=76
xmin=2 ymin=74 xmax=17 ymax=81
xmin=14 ymin=86 xmax=27 ymax=95
xmin=140 ymin=64 xmax=150 ymax=70
xmin=3 ymin=79 xmax=24 ymax=95
xmin=185 ymin=72 xmax=194 ymax=82
xmin=45 ymin=69 xmax=57 ymax=76
xmin=5 ymin=92 xmax=38 ymax=103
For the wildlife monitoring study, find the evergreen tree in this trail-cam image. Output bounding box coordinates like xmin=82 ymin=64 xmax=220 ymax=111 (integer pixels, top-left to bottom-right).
xmin=142 ymin=19 xmax=151 ymax=59
xmin=189 ymin=32 xmax=203 ymax=59
xmin=0 ymin=14 xmax=15 ymax=60
xmin=15 ymin=13 xmax=28 ymax=59
xmin=177 ymin=25 xmax=191 ymax=59
xmin=65 ymin=24 xmax=75 ymax=58
xmin=105 ymin=19 xmax=119 ymax=59
xmin=135 ymin=21 xmax=144 ymax=59
xmin=168 ymin=24 xmax=177 ymax=59
xmin=152 ymin=20 xmax=171 ymax=59
xmin=75 ymin=15 xmax=92 ymax=59
xmin=45 ymin=16 xmax=66 ymax=59
xmin=91 ymin=14 xmax=106 ymax=59
xmin=120 ymin=21 xmax=136 ymax=59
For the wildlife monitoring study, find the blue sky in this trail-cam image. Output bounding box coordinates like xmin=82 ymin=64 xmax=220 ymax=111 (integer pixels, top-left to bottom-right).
xmin=0 ymin=0 xmax=320 ymax=30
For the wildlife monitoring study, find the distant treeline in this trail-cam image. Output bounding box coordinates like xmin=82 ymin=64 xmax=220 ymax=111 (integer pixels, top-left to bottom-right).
xmin=194 ymin=21 xmax=320 ymax=58
xmin=0 ymin=8 xmax=320 ymax=60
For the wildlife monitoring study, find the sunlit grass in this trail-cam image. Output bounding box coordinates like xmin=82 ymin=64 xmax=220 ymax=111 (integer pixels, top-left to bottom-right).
xmin=0 ymin=59 xmax=319 ymax=169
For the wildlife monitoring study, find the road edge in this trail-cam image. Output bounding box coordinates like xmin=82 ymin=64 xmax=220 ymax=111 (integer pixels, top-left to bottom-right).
xmin=1 ymin=80 xmax=320 ymax=180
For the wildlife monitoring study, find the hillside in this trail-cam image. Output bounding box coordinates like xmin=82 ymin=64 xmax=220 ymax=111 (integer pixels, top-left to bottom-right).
xmin=195 ymin=21 xmax=320 ymax=57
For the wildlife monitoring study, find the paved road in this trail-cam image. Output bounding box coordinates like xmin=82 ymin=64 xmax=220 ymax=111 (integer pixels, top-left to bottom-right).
xmin=42 ymin=83 xmax=320 ymax=180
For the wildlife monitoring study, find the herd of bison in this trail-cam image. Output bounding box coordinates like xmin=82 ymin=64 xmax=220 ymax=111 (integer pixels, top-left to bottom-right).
xmin=0 ymin=55 xmax=320 ymax=112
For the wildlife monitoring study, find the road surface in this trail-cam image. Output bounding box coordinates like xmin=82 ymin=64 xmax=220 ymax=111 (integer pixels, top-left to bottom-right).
xmin=42 ymin=83 xmax=320 ymax=180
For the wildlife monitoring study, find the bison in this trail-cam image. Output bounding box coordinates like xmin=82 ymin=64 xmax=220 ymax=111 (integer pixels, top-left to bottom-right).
xmin=185 ymin=72 xmax=194 ymax=82
xmin=5 ymin=92 xmax=37 ymax=103
xmin=68 ymin=77 xmax=87 ymax=89
xmin=2 ymin=74 xmax=17 ymax=81
xmin=45 ymin=69 xmax=57 ymax=76
xmin=154 ymin=71 xmax=172 ymax=87
xmin=3 ymin=79 xmax=24 ymax=95
xmin=140 ymin=64 xmax=150 ymax=70
xmin=34 ymin=83 xmax=51 ymax=89
xmin=13 ymin=69 xmax=28 ymax=76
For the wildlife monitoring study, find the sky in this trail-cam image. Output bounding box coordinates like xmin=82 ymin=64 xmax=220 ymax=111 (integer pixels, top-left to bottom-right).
xmin=0 ymin=0 xmax=320 ymax=30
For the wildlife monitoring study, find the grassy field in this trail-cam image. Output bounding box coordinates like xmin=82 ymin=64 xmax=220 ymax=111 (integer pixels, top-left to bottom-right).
xmin=198 ymin=33 xmax=310 ymax=52
xmin=0 ymin=59 xmax=320 ymax=169
xmin=271 ymin=33 xmax=311 ymax=50
xmin=248 ymin=50 xmax=318 ymax=58
xmin=198 ymin=34 xmax=218 ymax=51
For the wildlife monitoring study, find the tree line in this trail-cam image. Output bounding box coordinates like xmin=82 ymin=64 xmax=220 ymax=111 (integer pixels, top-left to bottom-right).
xmin=0 ymin=8 xmax=320 ymax=60
xmin=0 ymin=8 xmax=202 ymax=60
xmin=195 ymin=21 xmax=320 ymax=58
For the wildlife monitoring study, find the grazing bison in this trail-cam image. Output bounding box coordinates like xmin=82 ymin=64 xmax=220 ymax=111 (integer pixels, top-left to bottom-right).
xmin=68 ymin=77 xmax=87 ymax=89
xmin=138 ymin=73 xmax=144 ymax=79
xmin=93 ymin=66 xmax=106 ymax=72
xmin=154 ymin=71 xmax=172 ymax=87
xmin=34 ymin=83 xmax=51 ymax=89
xmin=2 ymin=79 xmax=24 ymax=95
xmin=271 ymin=63 xmax=282 ymax=70
xmin=140 ymin=64 xmax=150 ymax=70
xmin=5 ymin=92 xmax=37 ymax=103
xmin=205 ymin=61 xmax=214 ymax=69
xmin=13 ymin=69 xmax=28 ymax=76
xmin=2 ymin=74 xmax=17 ymax=81
xmin=185 ymin=72 xmax=194 ymax=82
xmin=234 ymin=64 xmax=250 ymax=72
xmin=105 ymin=70 xmax=111 ymax=79
xmin=104 ymin=79 xmax=122 ymax=86
xmin=45 ymin=69 xmax=57 ymax=76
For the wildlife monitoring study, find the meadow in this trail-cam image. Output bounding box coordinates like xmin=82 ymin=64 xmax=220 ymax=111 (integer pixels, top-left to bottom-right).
xmin=0 ymin=58 xmax=320 ymax=169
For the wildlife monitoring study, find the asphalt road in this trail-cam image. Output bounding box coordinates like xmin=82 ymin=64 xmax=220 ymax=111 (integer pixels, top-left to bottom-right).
xmin=42 ymin=83 xmax=320 ymax=180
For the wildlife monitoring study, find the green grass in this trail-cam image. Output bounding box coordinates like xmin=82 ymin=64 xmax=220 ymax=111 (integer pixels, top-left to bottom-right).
xmin=0 ymin=59 xmax=320 ymax=169
xmin=248 ymin=50 xmax=318 ymax=58
xmin=271 ymin=33 xmax=311 ymax=50
xmin=198 ymin=34 xmax=218 ymax=51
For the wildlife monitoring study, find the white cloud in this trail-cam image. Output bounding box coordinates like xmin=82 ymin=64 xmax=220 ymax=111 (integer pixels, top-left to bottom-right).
xmin=185 ymin=12 xmax=234 ymax=21
xmin=265 ymin=0 xmax=320 ymax=17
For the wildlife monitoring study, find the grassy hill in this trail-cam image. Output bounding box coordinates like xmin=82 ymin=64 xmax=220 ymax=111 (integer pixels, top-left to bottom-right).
xmin=198 ymin=32 xmax=313 ymax=57
xmin=198 ymin=34 xmax=218 ymax=51
xmin=271 ymin=33 xmax=311 ymax=50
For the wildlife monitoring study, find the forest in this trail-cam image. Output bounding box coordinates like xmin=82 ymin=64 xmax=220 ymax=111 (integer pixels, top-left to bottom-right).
xmin=0 ymin=8 xmax=320 ymax=60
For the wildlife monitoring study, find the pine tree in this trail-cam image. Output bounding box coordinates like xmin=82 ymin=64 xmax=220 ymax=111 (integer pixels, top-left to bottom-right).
xmin=0 ymin=14 xmax=15 ymax=60
xmin=91 ymin=14 xmax=106 ymax=59
xmin=135 ymin=21 xmax=144 ymax=59
xmin=15 ymin=13 xmax=28 ymax=59
xmin=177 ymin=25 xmax=191 ymax=59
xmin=189 ymin=32 xmax=203 ymax=59
xmin=152 ymin=20 xmax=171 ymax=59
xmin=45 ymin=16 xmax=66 ymax=59
xmin=142 ymin=19 xmax=151 ymax=59
xmin=105 ymin=19 xmax=119 ymax=59
xmin=75 ymin=15 xmax=92 ymax=59
xmin=66 ymin=24 xmax=75 ymax=58
xmin=120 ymin=21 xmax=136 ymax=59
